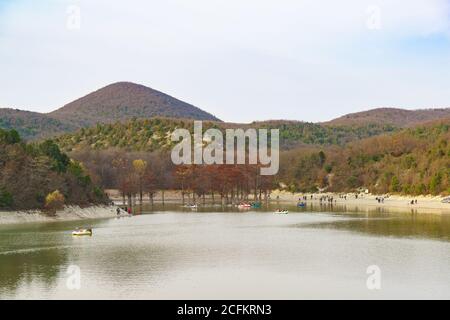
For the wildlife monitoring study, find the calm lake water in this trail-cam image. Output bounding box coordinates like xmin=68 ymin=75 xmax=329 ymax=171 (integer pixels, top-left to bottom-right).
xmin=1 ymin=203 xmax=449 ymax=299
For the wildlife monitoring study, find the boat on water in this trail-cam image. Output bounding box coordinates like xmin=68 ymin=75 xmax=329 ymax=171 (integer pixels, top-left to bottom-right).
xmin=183 ymin=204 xmax=198 ymax=209
xmin=297 ymin=202 xmax=306 ymax=207
xmin=275 ymin=209 xmax=289 ymax=214
xmin=72 ymin=228 xmax=92 ymax=236
xmin=251 ymin=202 xmax=262 ymax=208
xmin=237 ymin=203 xmax=251 ymax=209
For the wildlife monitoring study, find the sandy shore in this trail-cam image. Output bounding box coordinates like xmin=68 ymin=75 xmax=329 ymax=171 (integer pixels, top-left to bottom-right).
xmin=106 ymin=188 xmax=450 ymax=215
xmin=0 ymin=205 xmax=120 ymax=225
xmin=270 ymin=190 xmax=450 ymax=214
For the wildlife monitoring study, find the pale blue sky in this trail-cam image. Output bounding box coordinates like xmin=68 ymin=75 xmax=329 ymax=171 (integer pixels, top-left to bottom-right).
xmin=0 ymin=0 xmax=449 ymax=122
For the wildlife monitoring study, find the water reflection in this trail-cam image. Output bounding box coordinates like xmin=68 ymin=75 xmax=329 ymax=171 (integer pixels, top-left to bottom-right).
xmin=137 ymin=202 xmax=450 ymax=242
xmin=0 ymin=225 xmax=69 ymax=298
xmin=0 ymin=204 xmax=449 ymax=299
xmin=296 ymin=214 xmax=450 ymax=241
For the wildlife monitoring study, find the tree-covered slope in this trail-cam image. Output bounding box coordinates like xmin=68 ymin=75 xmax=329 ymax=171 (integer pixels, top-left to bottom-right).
xmin=50 ymin=82 xmax=221 ymax=127
xmin=0 ymin=109 xmax=77 ymax=140
xmin=0 ymin=82 xmax=220 ymax=140
xmin=54 ymin=117 xmax=398 ymax=152
xmin=0 ymin=128 xmax=107 ymax=210
xmin=324 ymin=107 xmax=450 ymax=127
xmin=278 ymin=119 xmax=450 ymax=195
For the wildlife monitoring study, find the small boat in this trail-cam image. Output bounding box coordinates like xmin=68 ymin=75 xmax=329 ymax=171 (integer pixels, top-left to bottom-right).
xmin=251 ymin=202 xmax=262 ymax=208
xmin=238 ymin=203 xmax=251 ymax=208
xmin=72 ymin=228 xmax=92 ymax=236
xmin=183 ymin=204 xmax=198 ymax=209
xmin=297 ymin=202 xmax=306 ymax=207
xmin=275 ymin=209 xmax=289 ymax=214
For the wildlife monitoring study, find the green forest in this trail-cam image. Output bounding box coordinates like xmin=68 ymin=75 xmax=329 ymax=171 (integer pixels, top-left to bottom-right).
xmin=53 ymin=118 xmax=450 ymax=201
xmin=0 ymin=128 xmax=107 ymax=210
xmin=55 ymin=117 xmax=397 ymax=152
xmin=1 ymin=116 xmax=449 ymax=211
xmin=279 ymin=121 xmax=450 ymax=195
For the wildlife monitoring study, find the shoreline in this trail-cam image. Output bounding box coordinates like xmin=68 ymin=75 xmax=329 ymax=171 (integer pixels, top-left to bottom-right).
xmin=270 ymin=190 xmax=450 ymax=214
xmin=1 ymin=190 xmax=449 ymax=226
xmin=106 ymin=188 xmax=450 ymax=212
xmin=108 ymin=189 xmax=450 ymax=215
xmin=0 ymin=205 xmax=119 ymax=226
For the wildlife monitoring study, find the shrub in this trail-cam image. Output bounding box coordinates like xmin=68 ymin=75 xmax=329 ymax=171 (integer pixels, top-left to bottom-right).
xmin=0 ymin=128 xmax=21 ymax=145
xmin=0 ymin=188 xmax=13 ymax=208
xmin=94 ymin=186 xmax=104 ymax=199
xmin=390 ymin=176 xmax=401 ymax=193
xmin=429 ymin=172 xmax=442 ymax=195
xmin=45 ymin=190 xmax=65 ymax=212
xmin=39 ymin=140 xmax=70 ymax=173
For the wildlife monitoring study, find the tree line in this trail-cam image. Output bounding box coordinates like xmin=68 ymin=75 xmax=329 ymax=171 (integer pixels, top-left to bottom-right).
xmin=278 ymin=121 xmax=450 ymax=195
xmin=68 ymin=119 xmax=450 ymax=202
xmin=70 ymin=148 xmax=275 ymax=206
xmin=0 ymin=128 xmax=107 ymax=211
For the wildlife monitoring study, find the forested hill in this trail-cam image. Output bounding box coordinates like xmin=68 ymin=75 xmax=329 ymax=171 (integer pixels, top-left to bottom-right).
xmin=54 ymin=117 xmax=397 ymax=152
xmin=49 ymin=82 xmax=221 ymax=127
xmin=324 ymin=107 xmax=450 ymax=127
xmin=1 ymin=81 xmax=447 ymax=142
xmin=0 ymin=109 xmax=77 ymax=140
xmin=59 ymin=118 xmax=450 ymax=197
xmin=0 ymin=82 xmax=220 ymax=140
xmin=278 ymin=119 xmax=450 ymax=195
xmin=0 ymin=128 xmax=107 ymax=210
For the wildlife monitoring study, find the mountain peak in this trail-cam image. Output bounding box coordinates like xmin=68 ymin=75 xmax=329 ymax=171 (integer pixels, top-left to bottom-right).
xmin=49 ymin=82 xmax=221 ymax=126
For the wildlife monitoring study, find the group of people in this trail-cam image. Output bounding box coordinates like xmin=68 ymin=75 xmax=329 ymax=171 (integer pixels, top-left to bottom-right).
xmin=116 ymin=206 xmax=132 ymax=215
xmin=375 ymin=197 xmax=385 ymax=203
xmin=319 ymin=195 xmax=336 ymax=204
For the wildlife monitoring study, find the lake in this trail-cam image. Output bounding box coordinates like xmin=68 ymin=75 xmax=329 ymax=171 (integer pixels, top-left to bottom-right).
xmin=1 ymin=203 xmax=449 ymax=299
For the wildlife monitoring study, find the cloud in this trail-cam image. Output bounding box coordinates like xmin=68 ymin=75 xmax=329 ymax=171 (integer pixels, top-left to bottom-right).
xmin=0 ymin=0 xmax=449 ymax=122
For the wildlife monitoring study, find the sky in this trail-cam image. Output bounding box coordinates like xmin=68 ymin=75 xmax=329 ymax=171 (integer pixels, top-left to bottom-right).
xmin=0 ymin=0 xmax=449 ymax=123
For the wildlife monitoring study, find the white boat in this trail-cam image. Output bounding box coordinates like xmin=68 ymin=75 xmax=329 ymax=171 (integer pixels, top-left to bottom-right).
xmin=72 ymin=228 xmax=92 ymax=236
xmin=183 ymin=204 xmax=198 ymax=209
xmin=275 ymin=209 xmax=289 ymax=214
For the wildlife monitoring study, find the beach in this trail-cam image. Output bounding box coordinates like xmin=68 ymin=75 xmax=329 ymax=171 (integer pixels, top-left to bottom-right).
xmin=107 ymin=188 xmax=450 ymax=214
xmin=271 ymin=190 xmax=450 ymax=214
xmin=1 ymin=190 xmax=449 ymax=226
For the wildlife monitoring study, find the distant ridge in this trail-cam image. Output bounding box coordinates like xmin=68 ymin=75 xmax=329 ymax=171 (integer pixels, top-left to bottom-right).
xmin=1 ymin=84 xmax=449 ymax=141
xmin=324 ymin=107 xmax=450 ymax=127
xmin=49 ymin=82 xmax=221 ymax=127
xmin=0 ymin=82 xmax=220 ymax=139
xmin=0 ymin=108 xmax=76 ymax=140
